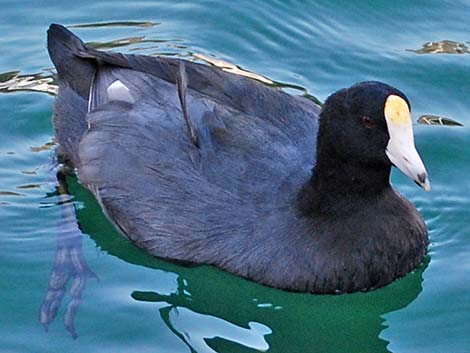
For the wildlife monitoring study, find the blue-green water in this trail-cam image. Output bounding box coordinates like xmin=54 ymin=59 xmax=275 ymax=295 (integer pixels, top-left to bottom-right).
xmin=1 ymin=1 xmax=469 ymax=352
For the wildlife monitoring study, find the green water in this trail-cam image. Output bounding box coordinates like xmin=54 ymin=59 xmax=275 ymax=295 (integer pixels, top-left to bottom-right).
xmin=1 ymin=1 xmax=469 ymax=352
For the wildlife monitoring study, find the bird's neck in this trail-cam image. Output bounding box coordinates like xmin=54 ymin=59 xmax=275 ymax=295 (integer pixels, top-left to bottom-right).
xmin=298 ymin=151 xmax=392 ymax=216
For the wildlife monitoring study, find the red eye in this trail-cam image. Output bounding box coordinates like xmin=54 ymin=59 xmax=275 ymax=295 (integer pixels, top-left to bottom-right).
xmin=362 ymin=116 xmax=374 ymax=129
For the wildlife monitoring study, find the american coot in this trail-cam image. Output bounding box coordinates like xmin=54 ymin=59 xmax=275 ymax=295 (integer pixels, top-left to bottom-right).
xmin=47 ymin=24 xmax=430 ymax=294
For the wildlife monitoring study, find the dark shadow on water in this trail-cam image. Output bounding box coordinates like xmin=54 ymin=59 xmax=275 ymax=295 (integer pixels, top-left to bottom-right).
xmin=40 ymin=173 xmax=429 ymax=353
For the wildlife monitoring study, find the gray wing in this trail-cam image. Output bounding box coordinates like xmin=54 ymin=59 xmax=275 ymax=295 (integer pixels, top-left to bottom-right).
xmin=78 ymin=66 xmax=318 ymax=263
xmin=48 ymin=24 xmax=321 ymax=269
xmin=47 ymin=24 xmax=320 ymax=167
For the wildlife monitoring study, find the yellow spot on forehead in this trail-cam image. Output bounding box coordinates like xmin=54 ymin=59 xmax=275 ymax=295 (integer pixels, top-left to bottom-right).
xmin=384 ymin=95 xmax=411 ymax=125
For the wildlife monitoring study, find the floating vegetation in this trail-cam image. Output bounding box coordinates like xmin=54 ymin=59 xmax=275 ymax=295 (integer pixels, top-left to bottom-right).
xmin=0 ymin=71 xmax=57 ymax=95
xmin=16 ymin=184 xmax=42 ymax=189
xmin=86 ymin=36 xmax=170 ymax=50
xmin=30 ymin=141 xmax=56 ymax=152
xmin=129 ymin=45 xmax=164 ymax=52
xmin=150 ymin=52 xmax=185 ymax=57
xmin=21 ymin=170 xmax=38 ymax=175
xmin=409 ymin=40 xmax=468 ymax=54
xmin=69 ymin=21 xmax=159 ymax=29
xmin=132 ymin=43 xmax=188 ymax=53
xmin=418 ymin=114 xmax=464 ymax=126
xmin=0 ymin=190 xmax=25 ymax=196
xmin=0 ymin=71 xmax=20 ymax=82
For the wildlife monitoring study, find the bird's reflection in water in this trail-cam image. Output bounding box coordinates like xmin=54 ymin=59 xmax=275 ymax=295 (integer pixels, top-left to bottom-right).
xmin=39 ymin=170 xmax=272 ymax=352
xmin=39 ymin=167 xmax=428 ymax=353
xmin=165 ymin=307 xmax=270 ymax=353
xmin=133 ymin=288 xmax=271 ymax=353
xmin=39 ymin=171 xmax=98 ymax=339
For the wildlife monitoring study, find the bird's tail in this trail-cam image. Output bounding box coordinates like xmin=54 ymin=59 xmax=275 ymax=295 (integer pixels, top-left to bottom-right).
xmin=47 ymin=24 xmax=95 ymax=98
xmin=47 ymin=24 xmax=98 ymax=166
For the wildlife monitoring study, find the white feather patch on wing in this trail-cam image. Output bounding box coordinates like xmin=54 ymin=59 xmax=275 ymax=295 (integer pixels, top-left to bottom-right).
xmin=107 ymin=80 xmax=135 ymax=104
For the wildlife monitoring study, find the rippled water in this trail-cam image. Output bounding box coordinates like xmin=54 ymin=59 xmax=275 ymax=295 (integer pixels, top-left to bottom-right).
xmin=1 ymin=1 xmax=469 ymax=352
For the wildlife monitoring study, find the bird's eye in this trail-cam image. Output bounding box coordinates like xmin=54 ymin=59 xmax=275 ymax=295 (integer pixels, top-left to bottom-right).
xmin=362 ymin=116 xmax=374 ymax=129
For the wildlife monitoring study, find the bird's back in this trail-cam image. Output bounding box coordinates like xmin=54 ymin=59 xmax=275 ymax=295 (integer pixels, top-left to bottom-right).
xmin=48 ymin=24 xmax=321 ymax=272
